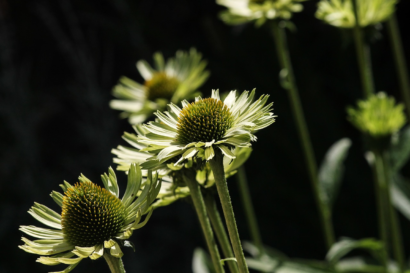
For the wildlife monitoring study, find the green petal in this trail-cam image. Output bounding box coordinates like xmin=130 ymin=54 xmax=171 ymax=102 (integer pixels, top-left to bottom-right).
xmin=205 ymin=146 xmax=215 ymax=161
xmin=89 ymin=244 xmax=104 ymax=260
xmin=109 ymin=241 xmax=124 ymax=258
xmin=20 ymin=225 xmax=63 ymax=239
xmin=58 ymin=256 xmax=83 ymax=265
xmin=49 ymin=262 xmax=80 ymax=273
xmin=218 ymin=145 xmax=236 ymax=159
xmin=122 ymin=163 xmax=142 ymax=208
xmin=131 ymin=208 xmax=153 ymax=230
xmin=50 ymin=191 xmax=63 ymax=207
xmin=104 ymin=239 xmax=116 ymax=249
xmin=100 ymin=167 xmax=120 ymax=198
xmin=28 ymin=204 xmax=61 ymax=229
xmin=37 ymin=252 xmax=75 ymax=266
xmin=136 ymin=60 xmax=155 ymax=81
xmin=72 ymin=246 xmax=95 ymax=258
xmin=20 ymin=239 xmax=73 ymax=255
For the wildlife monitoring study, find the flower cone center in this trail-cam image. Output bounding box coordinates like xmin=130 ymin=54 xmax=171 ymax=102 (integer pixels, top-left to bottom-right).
xmin=176 ymin=98 xmax=234 ymax=144
xmin=61 ymin=182 xmax=125 ymax=247
xmin=144 ymin=72 xmax=180 ymax=101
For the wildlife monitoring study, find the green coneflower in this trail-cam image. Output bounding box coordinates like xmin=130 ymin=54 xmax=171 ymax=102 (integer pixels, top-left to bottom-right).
xmin=19 ymin=164 xmax=161 ymax=273
xmin=217 ymin=0 xmax=305 ymax=27
xmin=135 ymin=89 xmax=274 ymax=168
xmin=347 ymin=92 xmax=406 ymax=138
xmin=316 ymin=0 xmax=397 ymax=28
xmin=110 ymin=49 xmax=209 ymax=124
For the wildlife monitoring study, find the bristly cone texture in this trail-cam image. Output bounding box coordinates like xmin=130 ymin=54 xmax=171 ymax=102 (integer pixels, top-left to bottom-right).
xmin=144 ymin=72 xmax=180 ymax=101
xmin=176 ymin=98 xmax=234 ymax=144
xmin=61 ymin=182 xmax=125 ymax=247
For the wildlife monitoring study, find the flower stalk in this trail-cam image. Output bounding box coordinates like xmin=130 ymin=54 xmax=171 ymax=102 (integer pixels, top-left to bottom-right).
xmin=236 ymin=166 xmax=263 ymax=254
xmin=182 ymin=168 xmax=225 ymax=273
xmin=374 ymin=151 xmax=405 ymax=273
xmin=205 ymin=193 xmax=240 ymax=273
xmin=209 ymin=149 xmax=249 ymax=273
xmin=103 ymin=252 xmax=126 ymax=273
xmin=352 ymin=0 xmax=374 ymax=98
xmin=271 ymin=19 xmax=335 ymax=249
xmin=386 ymin=13 xmax=410 ymax=120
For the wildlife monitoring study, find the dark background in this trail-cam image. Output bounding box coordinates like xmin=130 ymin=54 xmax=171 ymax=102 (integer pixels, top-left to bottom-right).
xmin=1 ymin=0 xmax=410 ymax=272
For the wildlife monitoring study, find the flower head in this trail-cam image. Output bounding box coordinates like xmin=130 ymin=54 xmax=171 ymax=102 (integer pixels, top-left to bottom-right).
xmin=316 ymin=0 xmax=397 ymax=28
xmin=110 ymin=49 xmax=209 ymax=124
xmin=347 ymin=92 xmax=406 ymax=138
xmin=19 ymin=164 xmax=161 ymax=273
xmin=127 ymin=89 xmax=274 ymax=170
xmin=218 ymin=0 xmax=305 ymax=26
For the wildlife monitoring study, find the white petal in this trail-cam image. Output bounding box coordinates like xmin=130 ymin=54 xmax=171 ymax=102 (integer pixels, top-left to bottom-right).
xmin=223 ymin=90 xmax=237 ymax=109
xmin=136 ymin=60 xmax=154 ymax=81
xmin=211 ymin=89 xmax=220 ymax=100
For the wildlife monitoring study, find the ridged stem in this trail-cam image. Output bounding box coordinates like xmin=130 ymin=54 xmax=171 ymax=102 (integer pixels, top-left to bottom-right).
xmin=371 ymin=151 xmax=389 ymax=273
xmin=205 ymin=193 xmax=240 ymax=273
xmin=271 ymin=19 xmax=335 ymax=249
xmin=103 ymin=253 xmax=126 ymax=273
xmin=386 ymin=13 xmax=410 ymax=120
xmin=209 ymin=149 xmax=249 ymax=273
xmin=236 ymin=166 xmax=263 ymax=253
xmin=352 ymin=0 xmax=375 ymax=97
xmin=182 ymin=169 xmax=225 ymax=273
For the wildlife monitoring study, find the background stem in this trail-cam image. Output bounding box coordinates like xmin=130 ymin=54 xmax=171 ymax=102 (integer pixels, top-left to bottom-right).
xmin=271 ymin=19 xmax=335 ymax=249
xmin=205 ymin=193 xmax=240 ymax=273
xmin=386 ymin=13 xmax=410 ymax=120
xmin=236 ymin=166 xmax=263 ymax=254
xmin=352 ymin=0 xmax=374 ymax=97
xmin=182 ymin=169 xmax=225 ymax=273
xmin=371 ymin=151 xmax=390 ymax=272
xmin=381 ymin=151 xmax=405 ymax=273
xmin=103 ymin=252 xmax=126 ymax=273
xmin=209 ymin=149 xmax=249 ymax=273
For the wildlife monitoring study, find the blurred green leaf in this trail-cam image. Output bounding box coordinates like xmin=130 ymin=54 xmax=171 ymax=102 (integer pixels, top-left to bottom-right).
xmin=391 ymin=174 xmax=410 ymax=221
xmin=244 ymin=241 xmax=332 ymax=272
xmin=389 ymin=125 xmax=410 ymax=172
xmin=192 ymin=248 xmax=214 ymax=273
xmin=326 ymin=238 xmax=384 ymax=266
xmin=336 ymin=257 xmax=386 ymax=273
xmin=318 ymin=138 xmax=352 ymax=208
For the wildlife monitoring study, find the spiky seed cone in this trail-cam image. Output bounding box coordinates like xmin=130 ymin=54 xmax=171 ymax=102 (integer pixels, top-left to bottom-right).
xmin=61 ymin=182 xmax=125 ymax=247
xmin=176 ymin=98 xmax=234 ymax=144
xmin=144 ymin=72 xmax=180 ymax=101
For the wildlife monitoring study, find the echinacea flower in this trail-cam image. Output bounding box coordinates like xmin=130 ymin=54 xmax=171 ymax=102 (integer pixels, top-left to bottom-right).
xmin=19 ymin=164 xmax=161 ymax=273
xmin=110 ymin=49 xmax=209 ymax=124
xmin=129 ymin=89 xmax=274 ymax=170
xmin=316 ymin=0 xmax=397 ymax=28
xmin=218 ymin=0 xmax=305 ymax=27
xmin=347 ymin=92 xmax=406 ymax=138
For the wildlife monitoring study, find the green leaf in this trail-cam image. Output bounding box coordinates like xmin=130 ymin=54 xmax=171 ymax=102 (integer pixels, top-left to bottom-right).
xmin=389 ymin=125 xmax=410 ymax=171
xmin=192 ymin=248 xmax=214 ymax=273
xmin=391 ymin=173 xmax=410 ymax=221
xmin=326 ymin=238 xmax=384 ymax=266
xmin=318 ymin=138 xmax=352 ymax=208
xmin=335 ymin=257 xmax=386 ymax=273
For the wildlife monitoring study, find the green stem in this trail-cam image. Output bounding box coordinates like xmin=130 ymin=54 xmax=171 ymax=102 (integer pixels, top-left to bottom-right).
xmin=381 ymin=151 xmax=405 ymax=273
xmin=271 ymin=20 xmax=335 ymax=249
xmin=205 ymin=193 xmax=240 ymax=273
xmin=182 ymin=169 xmax=225 ymax=273
xmin=352 ymin=0 xmax=375 ymax=97
xmin=103 ymin=252 xmax=126 ymax=273
xmin=209 ymin=149 xmax=249 ymax=273
xmin=371 ymin=151 xmax=389 ymax=273
xmin=386 ymin=13 xmax=410 ymax=120
xmin=236 ymin=166 xmax=263 ymax=254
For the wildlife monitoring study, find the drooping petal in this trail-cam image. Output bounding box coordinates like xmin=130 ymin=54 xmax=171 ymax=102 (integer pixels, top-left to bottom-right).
xmin=20 ymin=226 xmax=64 ymax=239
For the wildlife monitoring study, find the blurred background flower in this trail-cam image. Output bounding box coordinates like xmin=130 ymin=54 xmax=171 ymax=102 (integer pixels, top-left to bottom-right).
xmin=110 ymin=49 xmax=209 ymax=124
xmin=316 ymin=0 xmax=397 ymax=28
